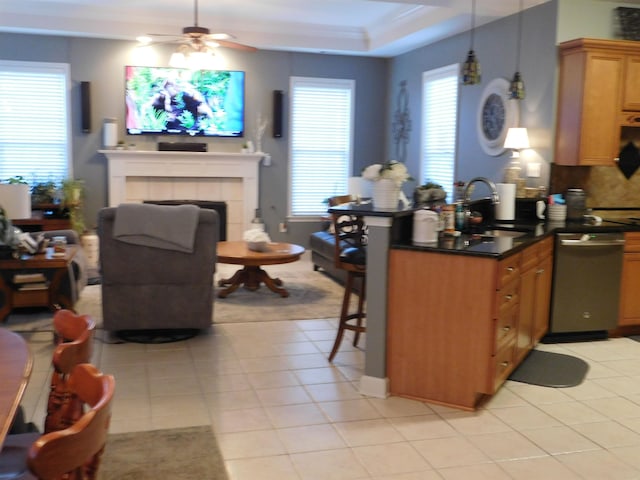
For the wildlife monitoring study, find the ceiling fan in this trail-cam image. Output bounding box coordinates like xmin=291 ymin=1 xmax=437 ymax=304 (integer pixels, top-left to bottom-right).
xmin=142 ymin=0 xmax=257 ymax=53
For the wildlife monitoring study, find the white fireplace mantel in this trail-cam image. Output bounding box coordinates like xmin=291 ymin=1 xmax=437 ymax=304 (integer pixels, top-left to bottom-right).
xmin=100 ymin=150 xmax=264 ymax=239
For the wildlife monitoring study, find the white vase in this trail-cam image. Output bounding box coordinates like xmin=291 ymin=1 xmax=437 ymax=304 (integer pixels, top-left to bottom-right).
xmin=372 ymin=178 xmax=400 ymax=210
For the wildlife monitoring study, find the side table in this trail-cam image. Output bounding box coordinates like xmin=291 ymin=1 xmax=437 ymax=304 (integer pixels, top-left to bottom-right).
xmin=0 ymin=245 xmax=78 ymax=322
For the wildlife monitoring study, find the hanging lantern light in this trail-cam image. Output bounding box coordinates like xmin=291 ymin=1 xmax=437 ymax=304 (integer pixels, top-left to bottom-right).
xmin=509 ymin=0 xmax=526 ymax=100
xmin=462 ymin=0 xmax=481 ymax=85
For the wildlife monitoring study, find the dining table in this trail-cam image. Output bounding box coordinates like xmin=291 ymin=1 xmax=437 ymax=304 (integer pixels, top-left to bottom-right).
xmin=0 ymin=328 xmax=33 ymax=450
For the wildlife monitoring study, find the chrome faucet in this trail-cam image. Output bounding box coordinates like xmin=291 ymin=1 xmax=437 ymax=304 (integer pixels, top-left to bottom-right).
xmin=463 ymin=177 xmax=500 ymax=205
xmin=460 ymin=177 xmax=500 ymax=230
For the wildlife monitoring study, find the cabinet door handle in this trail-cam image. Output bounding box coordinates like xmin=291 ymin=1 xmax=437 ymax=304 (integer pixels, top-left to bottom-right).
xmin=536 ymin=268 xmax=545 ymax=274
xmin=504 ymin=294 xmax=513 ymax=301
xmin=502 ymin=326 xmax=511 ymax=332
xmin=500 ymin=361 xmax=510 ymax=368
xmin=506 ymin=267 xmax=515 ymax=272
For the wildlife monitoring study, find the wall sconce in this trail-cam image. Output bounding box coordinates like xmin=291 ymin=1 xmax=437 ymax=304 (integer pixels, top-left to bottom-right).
xmin=504 ymin=127 xmax=530 ymax=157
xmin=461 ymin=0 xmax=481 ymax=85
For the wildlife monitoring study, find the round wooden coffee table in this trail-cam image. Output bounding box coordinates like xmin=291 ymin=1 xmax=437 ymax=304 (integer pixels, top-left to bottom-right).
xmin=216 ymin=241 xmax=305 ymax=298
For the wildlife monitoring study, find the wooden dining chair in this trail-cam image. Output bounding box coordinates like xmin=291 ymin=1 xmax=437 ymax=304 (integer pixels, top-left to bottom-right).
xmin=0 ymin=363 xmax=115 ymax=480
xmin=45 ymin=310 xmax=96 ymax=433
xmin=327 ymin=195 xmax=367 ymax=362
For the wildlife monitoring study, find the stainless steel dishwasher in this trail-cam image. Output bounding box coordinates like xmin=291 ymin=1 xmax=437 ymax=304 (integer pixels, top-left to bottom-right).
xmin=548 ymin=232 xmax=625 ymax=340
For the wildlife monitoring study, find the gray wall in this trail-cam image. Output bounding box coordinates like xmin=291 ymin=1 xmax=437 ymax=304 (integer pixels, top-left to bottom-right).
xmin=0 ymin=34 xmax=389 ymax=246
xmin=388 ymin=1 xmax=558 ymax=200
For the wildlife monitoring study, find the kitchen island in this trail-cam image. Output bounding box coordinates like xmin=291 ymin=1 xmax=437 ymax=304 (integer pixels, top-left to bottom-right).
xmin=388 ymin=217 xmax=630 ymax=410
xmin=330 ymin=201 xmax=632 ymax=408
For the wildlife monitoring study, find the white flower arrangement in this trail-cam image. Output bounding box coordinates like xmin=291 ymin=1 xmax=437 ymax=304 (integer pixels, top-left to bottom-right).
xmin=243 ymin=228 xmax=271 ymax=243
xmin=243 ymin=228 xmax=271 ymax=252
xmin=362 ymin=160 xmax=411 ymax=187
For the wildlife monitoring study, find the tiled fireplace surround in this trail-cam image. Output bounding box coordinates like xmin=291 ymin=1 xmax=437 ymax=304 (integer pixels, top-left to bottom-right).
xmin=101 ymin=150 xmax=264 ymax=241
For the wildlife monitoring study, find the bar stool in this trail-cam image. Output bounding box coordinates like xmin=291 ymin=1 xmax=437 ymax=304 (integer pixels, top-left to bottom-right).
xmin=327 ymin=195 xmax=367 ymax=362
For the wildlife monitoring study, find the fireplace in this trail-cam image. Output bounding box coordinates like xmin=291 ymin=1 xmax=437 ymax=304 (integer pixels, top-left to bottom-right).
xmin=101 ymin=150 xmax=264 ymax=241
xmin=144 ymin=200 xmax=227 ymax=241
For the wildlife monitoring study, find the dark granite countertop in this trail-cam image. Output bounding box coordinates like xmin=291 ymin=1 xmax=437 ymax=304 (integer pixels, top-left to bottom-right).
xmin=328 ymin=201 xmax=636 ymax=258
xmin=393 ymin=218 xmax=630 ymax=258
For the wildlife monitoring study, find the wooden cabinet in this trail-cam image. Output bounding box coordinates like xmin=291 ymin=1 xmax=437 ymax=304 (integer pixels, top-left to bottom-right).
xmin=622 ymin=56 xmax=640 ymax=111
xmin=387 ymin=237 xmax=554 ymax=410
xmin=533 ymin=240 xmax=553 ymax=341
xmin=619 ymin=232 xmax=640 ymax=326
xmin=555 ymin=38 xmax=640 ymax=166
xmin=516 ymin=237 xmax=553 ymax=363
xmin=387 ymin=249 xmax=496 ymax=410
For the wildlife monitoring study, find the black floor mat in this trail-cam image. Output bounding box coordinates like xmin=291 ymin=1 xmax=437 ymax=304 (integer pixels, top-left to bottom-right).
xmin=115 ymin=328 xmax=199 ymax=344
xmin=627 ymin=335 xmax=640 ymax=343
xmin=508 ymin=350 xmax=589 ymax=388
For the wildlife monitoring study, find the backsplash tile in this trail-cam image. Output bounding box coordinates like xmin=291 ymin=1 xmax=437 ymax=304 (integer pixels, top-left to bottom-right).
xmin=550 ymin=165 xmax=640 ymax=208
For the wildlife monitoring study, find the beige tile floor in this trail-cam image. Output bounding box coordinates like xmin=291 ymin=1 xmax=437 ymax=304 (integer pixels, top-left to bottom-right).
xmin=16 ymin=321 xmax=640 ymax=480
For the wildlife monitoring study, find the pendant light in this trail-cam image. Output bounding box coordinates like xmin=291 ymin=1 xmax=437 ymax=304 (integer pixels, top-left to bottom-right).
xmin=462 ymin=0 xmax=481 ymax=85
xmin=509 ymin=0 xmax=526 ymax=99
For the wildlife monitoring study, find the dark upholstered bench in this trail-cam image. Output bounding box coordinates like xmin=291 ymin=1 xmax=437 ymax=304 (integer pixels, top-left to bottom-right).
xmin=309 ymin=230 xmax=347 ymax=284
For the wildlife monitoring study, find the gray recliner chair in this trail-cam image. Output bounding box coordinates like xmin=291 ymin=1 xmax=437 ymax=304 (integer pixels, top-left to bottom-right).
xmin=97 ymin=205 xmax=218 ymax=335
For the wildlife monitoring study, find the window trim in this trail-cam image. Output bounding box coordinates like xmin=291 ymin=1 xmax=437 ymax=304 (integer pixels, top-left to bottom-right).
xmin=288 ymin=76 xmax=355 ymax=220
xmin=0 ymin=60 xmax=73 ymax=182
xmin=420 ymin=63 xmax=459 ymax=203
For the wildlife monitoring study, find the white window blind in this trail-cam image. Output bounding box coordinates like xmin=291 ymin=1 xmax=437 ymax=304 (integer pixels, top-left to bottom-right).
xmin=421 ymin=64 xmax=459 ymax=203
xmin=0 ymin=61 xmax=71 ymax=184
xmin=289 ymin=77 xmax=354 ymax=217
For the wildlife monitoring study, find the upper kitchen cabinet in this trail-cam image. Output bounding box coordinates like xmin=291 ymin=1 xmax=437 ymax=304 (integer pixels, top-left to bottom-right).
xmin=622 ymin=55 xmax=640 ymax=112
xmin=555 ymin=38 xmax=640 ymax=166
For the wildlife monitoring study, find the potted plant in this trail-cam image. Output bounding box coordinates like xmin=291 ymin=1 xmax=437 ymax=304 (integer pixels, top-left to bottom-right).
xmin=414 ymin=181 xmax=447 ymax=205
xmin=60 ymin=179 xmax=86 ymax=234
xmin=31 ymin=180 xmax=59 ymax=206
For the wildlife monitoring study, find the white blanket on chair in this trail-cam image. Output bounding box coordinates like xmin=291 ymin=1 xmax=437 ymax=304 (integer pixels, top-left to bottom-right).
xmin=113 ymin=203 xmax=200 ymax=253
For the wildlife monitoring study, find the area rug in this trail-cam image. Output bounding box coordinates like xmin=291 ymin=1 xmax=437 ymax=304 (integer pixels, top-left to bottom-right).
xmin=4 ymin=261 xmax=350 ymax=332
xmin=507 ymin=350 xmax=589 ymax=388
xmin=99 ymin=425 xmax=228 ymax=479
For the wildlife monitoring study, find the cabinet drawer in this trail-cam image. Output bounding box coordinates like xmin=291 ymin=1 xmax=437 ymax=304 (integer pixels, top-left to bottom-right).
xmin=497 ymin=254 xmax=521 ymax=289
xmin=521 ymin=243 xmax=539 ymax=272
xmin=12 ymin=288 xmax=49 ymax=307
xmin=493 ymin=342 xmax=516 ymax=392
xmin=538 ymin=236 xmax=554 ymax=258
xmin=495 ymin=301 xmax=518 ymax=351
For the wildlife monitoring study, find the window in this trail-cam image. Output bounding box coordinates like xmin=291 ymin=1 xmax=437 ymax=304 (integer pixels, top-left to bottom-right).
xmin=421 ymin=64 xmax=459 ymax=203
xmin=289 ymin=77 xmax=354 ymax=217
xmin=0 ymin=61 xmax=71 ymax=184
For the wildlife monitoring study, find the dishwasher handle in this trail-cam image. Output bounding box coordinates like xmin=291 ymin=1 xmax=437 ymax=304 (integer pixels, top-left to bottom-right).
xmin=560 ymin=238 xmax=625 ymax=247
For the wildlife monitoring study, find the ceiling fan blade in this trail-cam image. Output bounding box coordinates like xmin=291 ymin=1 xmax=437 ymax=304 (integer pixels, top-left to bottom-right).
xmin=215 ymin=39 xmax=258 ymax=52
xmin=146 ymin=33 xmax=182 ymax=37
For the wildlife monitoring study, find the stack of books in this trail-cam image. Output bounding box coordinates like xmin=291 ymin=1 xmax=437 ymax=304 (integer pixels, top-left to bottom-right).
xmin=13 ymin=273 xmax=49 ymax=291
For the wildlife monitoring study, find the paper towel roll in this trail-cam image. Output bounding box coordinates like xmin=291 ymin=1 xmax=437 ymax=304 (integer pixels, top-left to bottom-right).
xmin=495 ymin=183 xmax=516 ymax=221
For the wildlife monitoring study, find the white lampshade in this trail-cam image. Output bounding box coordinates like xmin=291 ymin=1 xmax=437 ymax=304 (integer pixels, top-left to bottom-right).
xmin=0 ymin=184 xmax=31 ymax=220
xmin=504 ymin=127 xmax=530 ymax=149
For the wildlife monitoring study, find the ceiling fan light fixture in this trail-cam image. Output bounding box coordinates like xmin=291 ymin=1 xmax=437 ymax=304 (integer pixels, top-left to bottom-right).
xmin=186 ymin=51 xmax=215 ymax=70
xmin=209 ymin=33 xmax=233 ymax=40
xmin=136 ymin=35 xmax=152 ymax=45
xmin=169 ymin=52 xmax=187 ymax=68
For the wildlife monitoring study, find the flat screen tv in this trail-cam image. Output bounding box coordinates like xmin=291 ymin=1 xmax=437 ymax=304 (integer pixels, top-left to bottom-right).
xmin=125 ymin=66 xmax=245 ymax=137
